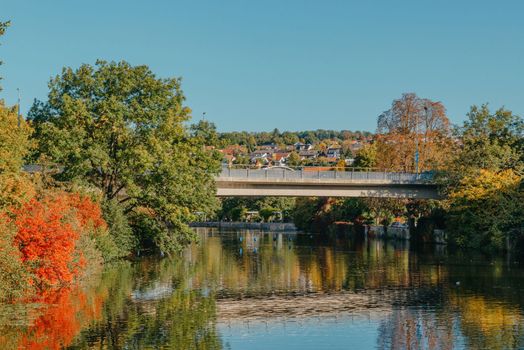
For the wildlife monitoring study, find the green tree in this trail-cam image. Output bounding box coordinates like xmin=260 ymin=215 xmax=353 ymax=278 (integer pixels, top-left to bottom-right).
xmin=446 ymin=169 xmax=522 ymax=250
xmin=354 ymin=143 xmax=377 ymax=168
xmin=0 ymin=219 xmax=32 ymax=301
xmin=233 ymin=155 xmax=250 ymax=165
xmin=362 ymin=198 xmax=405 ymax=226
xmin=292 ymin=197 xmax=323 ymax=231
xmin=287 ymin=151 xmax=302 ymax=167
xmin=218 ymin=197 xmax=295 ymax=222
xmin=259 ymin=207 xmax=278 ymax=222
xmin=330 ymin=198 xmax=368 ymax=223
xmin=0 ymin=103 xmax=35 ymax=210
xmin=191 ymin=120 xmax=220 ymax=148
xmin=29 ymin=60 xmax=221 ymax=254
xmin=452 ymin=104 xmax=523 ymax=174
xmin=101 ymin=199 xmax=137 ymax=259
xmin=442 ymin=105 xmax=524 ymax=251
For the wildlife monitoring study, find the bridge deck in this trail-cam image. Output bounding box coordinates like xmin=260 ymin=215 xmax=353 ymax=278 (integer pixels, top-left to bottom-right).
xmin=215 ymin=167 xmax=439 ymax=199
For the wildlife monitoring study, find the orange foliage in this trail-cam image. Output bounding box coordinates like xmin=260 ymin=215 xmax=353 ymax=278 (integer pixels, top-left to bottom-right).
xmin=68 ymin=193 xmax=107 ymax=230
xmin=376 ymin=93 xmax=452 ymax=172
xmin=9 ymin=192 xmax=107 ymax=288
xmin=13 ymin=195 xmax=79 ymax=286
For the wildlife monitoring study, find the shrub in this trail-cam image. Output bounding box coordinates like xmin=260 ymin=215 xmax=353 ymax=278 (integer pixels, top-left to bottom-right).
xmin=101 ymin=199 xmax=137 ymax=259
xmin=131 ymin=212 xmax=197 ymax=255
xmin=259 ymin=207 xmax=278 ymax=222
xmin=446 ymin=169 xmax=523 ymax=250
xmin=0 ymin=173 xmax=36 ymax=211
xmin=6 ymin=191 xmax=110 ymax=290
xmin=11 ymin=194 xmax=82 ymax=288
xmin=0 ymin=220 xmax=32 ymax=300
xmin=292 ymin=197 xmax=323 ymax=231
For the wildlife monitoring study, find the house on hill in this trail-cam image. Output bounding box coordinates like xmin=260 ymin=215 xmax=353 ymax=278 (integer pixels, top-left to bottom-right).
xmin=272 ymin=152 xmax=291 ymax=166
xmin=326 ymin=147 xmax=342 ymax=159
xmin=298 ymin=150 xmax=318 ymax=160
xmin=294 ymin=142 xmax=313 ymax=151
xmin=250 ymin=149 xmax=273 ymax=165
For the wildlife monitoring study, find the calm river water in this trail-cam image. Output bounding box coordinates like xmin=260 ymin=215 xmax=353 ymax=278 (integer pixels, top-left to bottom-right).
xmin=2 ymin=228 xmax=524 ymax=349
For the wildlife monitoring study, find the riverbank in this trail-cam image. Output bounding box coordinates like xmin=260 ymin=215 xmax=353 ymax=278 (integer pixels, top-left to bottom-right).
xmin=329 ymin=222 xmax=447 ymax=245
xmin=190 ymin=221 xmax=297 ymax=231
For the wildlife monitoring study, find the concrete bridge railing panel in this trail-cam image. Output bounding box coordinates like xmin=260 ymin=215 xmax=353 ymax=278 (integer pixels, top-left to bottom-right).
xmin=215 ymin=167 xmax=439 ymax=199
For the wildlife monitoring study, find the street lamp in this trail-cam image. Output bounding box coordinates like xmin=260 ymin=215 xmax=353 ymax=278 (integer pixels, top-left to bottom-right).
xmin=417 ymin=104 xmax=431 ymax=177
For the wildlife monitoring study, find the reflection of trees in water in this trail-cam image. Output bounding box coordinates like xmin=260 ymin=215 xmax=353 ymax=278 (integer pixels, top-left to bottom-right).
xmin=373 ymin=249 xmax=524 ymax=349
xmin=450 ymin=293 xmax=524 ymax=350
xmin=377 ymin=308 xmax=456 ymax=350
xmin=376 ymin=293 xmax=524 ymax=350
xmin=0 ymin=264 xmax=118 ymax=350
xmin=443 ymin=259 xmax=524 ymax=349
xmin=193 ymin=230 xmax=524 ymax=349
xmin=190 ymin=232 xmax=449 ymax=297
xmin=4 ymin=229 xmax=524 ymax=349
xmin=0 ymin=259 xmax=222 ymax=350
xmin=67 ymin=258 xmax=222 ymax=349
xmin=0 ymin=288 xmax=100 ymax=350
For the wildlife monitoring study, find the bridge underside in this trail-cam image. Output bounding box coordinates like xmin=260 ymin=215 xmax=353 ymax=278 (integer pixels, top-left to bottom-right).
xmin=216 ymin=180 xmax=440 ymax=199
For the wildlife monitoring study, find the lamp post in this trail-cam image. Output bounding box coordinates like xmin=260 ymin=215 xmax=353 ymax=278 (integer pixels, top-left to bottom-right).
xmin=417 ymin=104 xmax=432 ymax=177
xmin=414 ymin=107 xmax=422 ymax=176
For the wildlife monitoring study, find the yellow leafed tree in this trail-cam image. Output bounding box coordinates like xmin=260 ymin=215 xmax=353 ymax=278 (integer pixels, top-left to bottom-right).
xmin=0 ymin=102 xmax=35 ymax=210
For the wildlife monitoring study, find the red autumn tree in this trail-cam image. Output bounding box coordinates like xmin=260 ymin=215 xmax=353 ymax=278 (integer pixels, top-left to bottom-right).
xmin=68 ymin=193 xmax=107 ymax=231
xmin=11 ymin=192 xmax=107 ymax=288
xmin=13 ymin=194 xmax=79 ymax=287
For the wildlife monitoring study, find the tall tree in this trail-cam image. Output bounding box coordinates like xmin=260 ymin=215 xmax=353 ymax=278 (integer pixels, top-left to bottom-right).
xmin=376 ymin=93 xmax=451 ymax=172
xmin=455 ymin=104 xmax=523 ymax=173
xmin=29 ymin=60 xmax=221 ymax=253
xmin=0 ymin=103 xmax=34 ymax=210
xmin=442 ymin=105 xmax=524 ymax=251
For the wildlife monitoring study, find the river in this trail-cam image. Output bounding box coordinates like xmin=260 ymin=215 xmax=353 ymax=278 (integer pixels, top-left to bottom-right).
xmin=2 ymin=228 xmax=524 ymax=349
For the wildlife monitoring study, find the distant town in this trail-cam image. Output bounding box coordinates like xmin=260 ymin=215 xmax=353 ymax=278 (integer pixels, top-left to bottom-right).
xmin=217 ymin=129 xmax=373 ymax=167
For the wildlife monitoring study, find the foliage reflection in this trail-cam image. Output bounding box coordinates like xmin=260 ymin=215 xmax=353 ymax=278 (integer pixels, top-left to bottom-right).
xmin=2 ymin=229 xmax=524 ymax=349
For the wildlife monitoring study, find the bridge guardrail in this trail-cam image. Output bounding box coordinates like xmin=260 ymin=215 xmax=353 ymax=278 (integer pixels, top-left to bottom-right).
xmin=219 ymin=166 xmax=434 ymax=183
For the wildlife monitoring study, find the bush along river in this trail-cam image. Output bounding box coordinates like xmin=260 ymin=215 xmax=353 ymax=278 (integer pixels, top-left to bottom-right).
xmin=2 ymin=227 xmax=524 ymax=349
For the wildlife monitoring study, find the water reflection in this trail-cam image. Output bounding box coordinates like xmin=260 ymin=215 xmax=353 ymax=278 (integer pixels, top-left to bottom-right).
xmin=1 ymin=228 xmax=524 ymax=349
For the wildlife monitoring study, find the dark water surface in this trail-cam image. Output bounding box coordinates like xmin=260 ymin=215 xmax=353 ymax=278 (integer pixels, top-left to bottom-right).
xmin=2 ymin=228 xmax=524 ymax=349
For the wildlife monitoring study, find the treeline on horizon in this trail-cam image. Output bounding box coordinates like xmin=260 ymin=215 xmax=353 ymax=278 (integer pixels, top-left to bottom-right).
xmin=217 ymin=129 xmax=372 ymax=149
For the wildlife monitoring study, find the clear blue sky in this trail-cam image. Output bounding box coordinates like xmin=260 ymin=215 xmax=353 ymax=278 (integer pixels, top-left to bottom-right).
xmin=1 ymin=0 xmax=523 ymax=132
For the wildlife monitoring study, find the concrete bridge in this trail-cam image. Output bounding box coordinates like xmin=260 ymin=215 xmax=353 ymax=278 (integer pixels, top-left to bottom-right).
xmin=215 ymin=167 xmax=440 ymax=199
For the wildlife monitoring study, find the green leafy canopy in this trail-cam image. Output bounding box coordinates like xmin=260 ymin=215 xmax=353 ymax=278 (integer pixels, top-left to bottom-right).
xmin=29 ymin=60 xmax=221 ymax=253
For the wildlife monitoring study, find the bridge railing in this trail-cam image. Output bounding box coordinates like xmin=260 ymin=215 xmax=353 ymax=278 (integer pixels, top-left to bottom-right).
xmin=219 ymin=165 xmax=434 ymax=183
